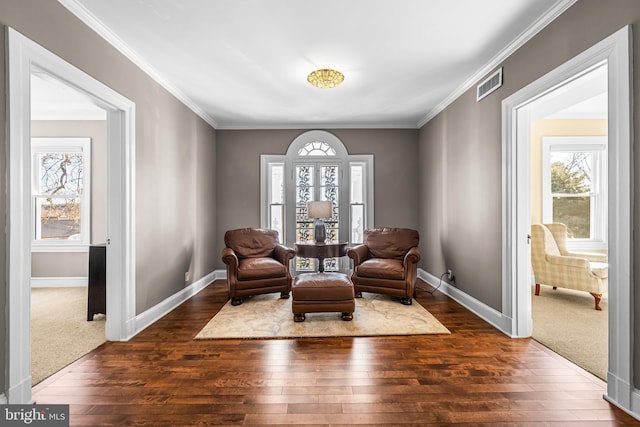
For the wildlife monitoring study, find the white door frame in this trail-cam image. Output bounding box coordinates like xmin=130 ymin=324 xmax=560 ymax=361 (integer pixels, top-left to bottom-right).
xmin=502 ymin=26 xmax=633 ymax=413
xmin=6 ymin=27 xmax=136 ymax=403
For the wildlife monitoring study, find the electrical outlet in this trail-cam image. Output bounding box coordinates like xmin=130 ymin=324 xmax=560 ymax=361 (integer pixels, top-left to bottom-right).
xmin=447 ymin=269 xmax=454 ymax=281
xmin=185 ymin=271 xmax=190 ymax=282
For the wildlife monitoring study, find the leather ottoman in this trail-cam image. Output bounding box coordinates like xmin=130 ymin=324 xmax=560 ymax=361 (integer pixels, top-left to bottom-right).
xmin=292 ymin=272 xmax=355 ymax=322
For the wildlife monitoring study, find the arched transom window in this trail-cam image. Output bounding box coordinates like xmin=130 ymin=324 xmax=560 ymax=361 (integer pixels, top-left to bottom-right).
xmin=297 ymin=141 xmax=337 ymax=156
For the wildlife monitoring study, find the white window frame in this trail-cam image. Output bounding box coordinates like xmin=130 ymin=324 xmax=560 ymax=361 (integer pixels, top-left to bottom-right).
xmin=260 ymin=131 xmax=373 ymax=248
xmin=542 ymin=136 xmax=607 ymax=250
xmin=31 ymin=137 xmax=91 ymax=252
xmin=266 ymin=161 xmax=285 ymax=242
xmin=348 ymin=157 xmax=374 ymax=245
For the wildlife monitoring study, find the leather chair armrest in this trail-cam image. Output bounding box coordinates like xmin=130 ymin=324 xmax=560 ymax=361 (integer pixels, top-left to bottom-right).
xmin=404 ymin=247 xmax=421 ymax=266
xmin=347 ymin=244 xmax=370 ymax=266
xmin=221 ymin=247 xmax=238 ymax=269
xmin=274 ymin=244 xmax=296 ymax=265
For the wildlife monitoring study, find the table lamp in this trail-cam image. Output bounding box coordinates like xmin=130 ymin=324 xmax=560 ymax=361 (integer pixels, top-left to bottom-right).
xmin=307 ymin=201 xmax=333 ymax=243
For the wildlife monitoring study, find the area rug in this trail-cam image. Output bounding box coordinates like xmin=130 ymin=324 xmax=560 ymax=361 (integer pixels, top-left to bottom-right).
xmin=195 ymin=292 xmax=450 ymax=339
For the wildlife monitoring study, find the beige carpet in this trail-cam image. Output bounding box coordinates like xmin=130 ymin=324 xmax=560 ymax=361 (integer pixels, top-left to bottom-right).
xmin=31 ymin=287 xmax=106 ymax=385
xmin=195 ymin=292 xmax=450 ymax=339
xmin=531 ymin=285 xmax=607 ymax=380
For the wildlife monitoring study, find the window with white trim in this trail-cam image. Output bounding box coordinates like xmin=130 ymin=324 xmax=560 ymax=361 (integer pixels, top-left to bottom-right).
xmin=261 ymin=131 xmax=373 ymax=272
xmin=31 ymin=137 xmax=91 ymax=251
xmin=542 ymin=136 xmax=607 ymax=249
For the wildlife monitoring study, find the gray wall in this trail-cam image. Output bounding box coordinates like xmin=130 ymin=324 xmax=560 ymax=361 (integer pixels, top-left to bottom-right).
xmin=31 ymin=120 xmax=107 ymax=278
xmin=0 ymin=0 xmax=218 ymax=392
xmin=215 ymin=128 xmax=418 ymax=269
xmin=3 ymin=0 xmax=640 ymax=400
xmin=418 ymin=0 xmax=640 ymax=381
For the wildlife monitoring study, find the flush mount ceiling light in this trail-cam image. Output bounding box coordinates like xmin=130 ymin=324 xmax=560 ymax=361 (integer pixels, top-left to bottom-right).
xmin=307 ymin=68 xmax=345 ymax=89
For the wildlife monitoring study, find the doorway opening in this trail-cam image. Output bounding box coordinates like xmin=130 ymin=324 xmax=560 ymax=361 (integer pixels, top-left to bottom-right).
xmin=501 ymin=25 xmax=632 ymax=410
xmin=6 ymin=27 xmax=136 ymax=403
xmin=526 ymin=63 xmax=608 ymax=380
xmin=29 ymin=71 xmax=109 ymax=385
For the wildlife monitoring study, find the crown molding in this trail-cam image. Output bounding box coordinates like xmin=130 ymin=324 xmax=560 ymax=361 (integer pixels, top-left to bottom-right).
xmin=57 ymin=0 xmax=219 ymax=129
xmin=416 ymin=0 xmax=579 ymax=128
xmin=216 ymin=121 xmax=419 ymax=130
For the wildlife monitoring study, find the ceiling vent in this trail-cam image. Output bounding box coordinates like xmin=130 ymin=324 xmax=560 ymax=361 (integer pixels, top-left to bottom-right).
xmin=476 ymin=68 xmax=503 ymax=101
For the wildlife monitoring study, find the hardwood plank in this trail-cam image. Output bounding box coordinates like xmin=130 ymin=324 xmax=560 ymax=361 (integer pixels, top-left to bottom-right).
xmin=31 ymin=279 xmax=640 ymax=426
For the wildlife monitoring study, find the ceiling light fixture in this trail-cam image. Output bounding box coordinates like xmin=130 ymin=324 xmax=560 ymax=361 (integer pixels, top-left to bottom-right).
xmin=307 ymin=68 xmax=344 ymax=89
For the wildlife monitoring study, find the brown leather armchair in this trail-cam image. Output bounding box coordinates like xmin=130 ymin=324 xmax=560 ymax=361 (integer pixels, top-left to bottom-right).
xmin=347 ymin=227 xmax=420 ymax=305
xmin=221 ymin=228 xmax=296 ymax=306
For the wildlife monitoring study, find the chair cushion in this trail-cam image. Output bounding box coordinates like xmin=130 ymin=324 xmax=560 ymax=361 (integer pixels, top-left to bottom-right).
xmin=237 ymin=257 xmax=287 ymax=280
xmin=356 ymin=258 xmax=405 ymax=280
xmin=590 ymin=262 xmax=608 ymax=279
xmin=224 ymin=228 xmax=278 ymax=258
xmin=364 ymin=228 xmax=419 ymax=259
xmin=292 ymin=272 xmax=354 ymax=301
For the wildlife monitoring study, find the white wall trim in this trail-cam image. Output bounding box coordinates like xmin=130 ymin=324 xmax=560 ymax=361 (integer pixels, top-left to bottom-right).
xmin=418 ymin=269 xmax=513 ymax=336
xmin=502 ymin=25 xmax=636 ymax=419
xmin=30 ymin=245 xmax=89 ymax=253
xmin=132 ymin=271 xmax=220 ymax=337
xmin=30 ymin=277 xmax=87 ymax=288
xmin=417 ymin=0 xmax=578 ymax=127
xmin=604 ymin=375 xmax=640 ymax=420
xmin=216 ymin=121 xmax=418 ymax=130
xmin=6 ymin=27 xmax=136 ymax=404
xmin=57 ymin=0 xmax=219 ymax=129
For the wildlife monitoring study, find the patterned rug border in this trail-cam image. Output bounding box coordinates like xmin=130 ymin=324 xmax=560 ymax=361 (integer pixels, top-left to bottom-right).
xmin=195 ymin=292 xmax=450 ymax=340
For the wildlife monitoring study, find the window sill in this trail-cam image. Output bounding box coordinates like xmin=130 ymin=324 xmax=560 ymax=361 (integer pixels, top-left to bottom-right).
xmin=566 ymin=240 xmax=607 ymax=252
xmin=31 ymin=244 xmax=89 ymax=253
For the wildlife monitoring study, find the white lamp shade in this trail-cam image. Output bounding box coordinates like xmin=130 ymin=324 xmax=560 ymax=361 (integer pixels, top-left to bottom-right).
xmin=307 ymin=201 xmax=332 ymax=219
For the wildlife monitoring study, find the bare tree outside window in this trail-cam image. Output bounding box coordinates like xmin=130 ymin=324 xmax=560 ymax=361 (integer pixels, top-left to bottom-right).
xmin=31 ymin=138 xmax=90 ymax=248
xmin=38 ymin=152 xmax=84 ymax=239
xmin=551 ymin=152 xmax=592 ymax=238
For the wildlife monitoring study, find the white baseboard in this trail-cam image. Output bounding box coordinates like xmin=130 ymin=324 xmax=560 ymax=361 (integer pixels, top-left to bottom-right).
xmin=418 ymin=269 xmax=512 ymax=336
xmin=604 ymin=372 xmax=640 ymax=421
xmin=4 ymin=376 xmax=32 ymax=404
xmin=132 ymin=270 xmax=223 ymax=336
xmin=30 ymin=277 xmax=87 ymax=288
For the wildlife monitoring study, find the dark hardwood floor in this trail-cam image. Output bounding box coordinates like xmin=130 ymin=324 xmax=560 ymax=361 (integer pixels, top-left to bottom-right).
xmin=33 ymin=279 xmax=639 ymax=426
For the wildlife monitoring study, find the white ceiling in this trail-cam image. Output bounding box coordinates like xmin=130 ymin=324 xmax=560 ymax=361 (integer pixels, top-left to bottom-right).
xmin=534 ymin=63 xmax=608 ymax=120
xmin=56 ymin=0 xmax=575 ymax=129
xmin=31 ymin=72 xmax=107 ymax=120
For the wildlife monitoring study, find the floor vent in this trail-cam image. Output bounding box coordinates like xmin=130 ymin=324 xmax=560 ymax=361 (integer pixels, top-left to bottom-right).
xmin=477 ymin=68 xmax=503 ymax=101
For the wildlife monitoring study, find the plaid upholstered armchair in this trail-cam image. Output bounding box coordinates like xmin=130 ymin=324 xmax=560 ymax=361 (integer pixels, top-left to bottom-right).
xmin=530 ymin=223 xmax=608 ymax=310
